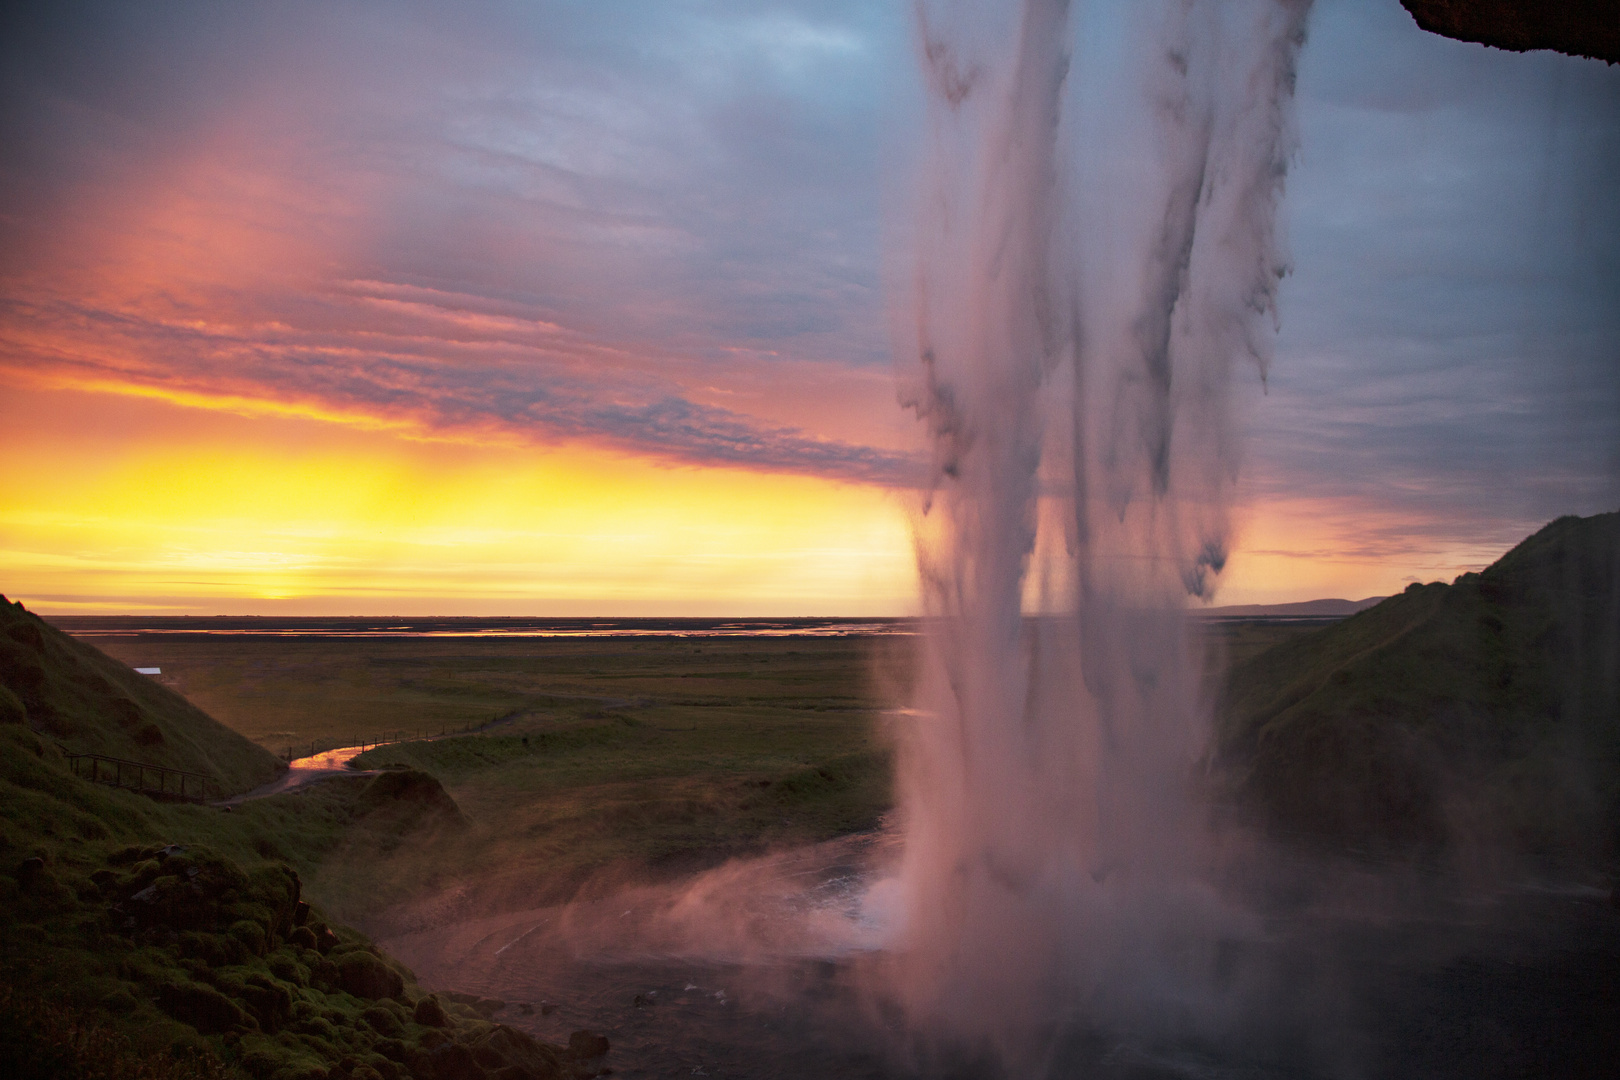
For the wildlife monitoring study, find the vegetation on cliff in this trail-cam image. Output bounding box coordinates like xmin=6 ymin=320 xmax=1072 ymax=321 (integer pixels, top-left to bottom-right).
xmin=1216 ymin=511 xmax=1620 ymax=867
xmin=0 ymin=599 xmax=608 ymax=1079
xmin=0 ymin=598 xmax=283 ymax=796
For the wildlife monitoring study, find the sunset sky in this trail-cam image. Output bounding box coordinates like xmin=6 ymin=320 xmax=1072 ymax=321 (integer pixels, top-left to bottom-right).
xmin=2 ymin=1 xmax=1616 ymax=615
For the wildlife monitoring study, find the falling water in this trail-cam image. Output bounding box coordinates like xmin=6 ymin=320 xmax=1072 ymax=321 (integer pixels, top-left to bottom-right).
xmin=887 ymin=0 xmax=1312 ymax=1065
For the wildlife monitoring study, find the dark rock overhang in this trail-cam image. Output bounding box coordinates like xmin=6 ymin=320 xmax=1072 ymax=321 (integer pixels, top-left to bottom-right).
xmin=1401 ymin=0 xmax=1620 ymax=64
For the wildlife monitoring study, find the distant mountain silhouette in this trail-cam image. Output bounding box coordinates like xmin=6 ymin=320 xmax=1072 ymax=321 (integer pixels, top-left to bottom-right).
xmin=1196 ymin=597 xmax=1387 ymax=618
xmin=1215 ymin=511 xmax=1620 ymax=867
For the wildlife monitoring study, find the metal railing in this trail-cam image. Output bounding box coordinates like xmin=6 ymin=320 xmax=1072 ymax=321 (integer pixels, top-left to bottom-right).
xmin=67 ymin=753 xmax=216 ymax=804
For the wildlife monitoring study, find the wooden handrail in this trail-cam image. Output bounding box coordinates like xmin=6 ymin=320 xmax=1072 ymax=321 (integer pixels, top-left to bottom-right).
xmin=66 ymin=753 xmax=217 ymax=804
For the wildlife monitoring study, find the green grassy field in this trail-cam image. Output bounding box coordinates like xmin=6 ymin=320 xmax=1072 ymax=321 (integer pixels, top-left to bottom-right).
xmin=77 ymin=624 xmax=1342 ymax=928
xmin=76 ymin=634 xmax=917 ymax=926
xmin=85 ymin=635 xmax=913 ymax=757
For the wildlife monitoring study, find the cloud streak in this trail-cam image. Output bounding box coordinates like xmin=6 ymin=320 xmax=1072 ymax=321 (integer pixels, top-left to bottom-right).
xmin=0 ymin=0 xmax=923 ymax=485
xmin=0 ymin=0 xmax=1615 ymax=605
xmin=0 ymin=284 xmax=917 ymax=486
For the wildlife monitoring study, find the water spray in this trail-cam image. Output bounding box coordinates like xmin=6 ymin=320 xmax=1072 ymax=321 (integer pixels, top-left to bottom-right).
xmin=888 ymin=0 xmax=1312 ymax=1064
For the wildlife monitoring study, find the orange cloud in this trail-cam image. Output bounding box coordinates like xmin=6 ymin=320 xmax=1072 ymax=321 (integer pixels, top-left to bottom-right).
xmin=1210 ymin=494 xmax=1514 ymax=606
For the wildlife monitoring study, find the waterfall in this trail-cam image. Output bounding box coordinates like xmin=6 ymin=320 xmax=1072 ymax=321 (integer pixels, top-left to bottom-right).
xmin=886 ymin=0 xmax=1312 ymax=1064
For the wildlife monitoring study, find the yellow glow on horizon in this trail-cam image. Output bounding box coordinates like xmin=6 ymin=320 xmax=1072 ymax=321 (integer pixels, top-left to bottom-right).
xmin=0 ymin=386 xmax=1488 ymax=617
xmin=0 ymin=387 xmax=917 ymax=616
xmin=1212 ymin=496 xmax=1508 ymax=607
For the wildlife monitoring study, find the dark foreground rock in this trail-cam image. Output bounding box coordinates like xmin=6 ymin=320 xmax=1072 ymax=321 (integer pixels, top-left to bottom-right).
xmin=1402 ymin=0 xmax=1620 ymax=64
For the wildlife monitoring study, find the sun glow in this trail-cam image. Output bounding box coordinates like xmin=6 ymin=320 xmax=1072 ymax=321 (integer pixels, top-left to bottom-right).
xmin=0 ymin=386 xmax=916 ymax=615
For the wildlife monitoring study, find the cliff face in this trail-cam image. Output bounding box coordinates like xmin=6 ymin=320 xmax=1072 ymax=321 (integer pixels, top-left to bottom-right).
xmin=1402 ymin=0 xmax=1620 ymax=64
xmin=1216 ymin=511 xmax=1620 ymax=863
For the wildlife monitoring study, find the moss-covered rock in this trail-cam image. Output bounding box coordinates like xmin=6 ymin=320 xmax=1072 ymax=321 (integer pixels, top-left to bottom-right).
xmin=429 ymin=1041 xmax=483 ymax=1080
xmin=157 ymin=980 xmax=255 ymax=1034
xmin=567 ymin=1030 xmax=609 ymax=1060
xmin=360 ymin=1003 xmax=403 ymax=1037
xmin=473 ymin=1024 xmax=566 ymax=1079
xmin=335 ymin=951 xmax=404 ymax=1001
xmin=413 ymin=994 xmax=450 ymax=1028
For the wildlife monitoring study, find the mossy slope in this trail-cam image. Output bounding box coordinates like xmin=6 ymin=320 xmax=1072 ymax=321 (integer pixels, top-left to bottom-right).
xmin=0 ymin=598 xmax=281 ymax=796
xmin=1217 ymin=511 xmax=1620 ymax=862
xmin=0 ymin=613 xmax=605 ymax=1079
xmin=0 ymin=809 xmax=604 ymax=1080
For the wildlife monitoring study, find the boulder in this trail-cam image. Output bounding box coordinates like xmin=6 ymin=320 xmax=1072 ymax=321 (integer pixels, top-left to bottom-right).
xmin=414 ymin=994 xmax=451 ymax=1028
xmin=336 ymin=951 xmax=404 ymax=1001
xmin=230 ymin=973 xmax=293 ymax=1033
xmin=230 ymin=918 xmax=268 ymax=956
xmin=362 ymin=1004 xmax=404 ymax=1037
xmin=157 ymin=980 xmax=253 ymax=1034
xmin=373 ymin=1037 xmax=409 ymax=1064
xmin=310 ymin=956 xmax=340 ymax=992
xmin=429 ymin=1042 xmax=485 ymax=1080
xmin=360 ymin=769 xmax=467 ymax=829
xmin=471 ymin=1026 xmax=564 ymax=1080
xmin=402 ymin=1046 xmax=435 ymax=1077
xmin=567 ymin=1031 xmax=609 ymax=1060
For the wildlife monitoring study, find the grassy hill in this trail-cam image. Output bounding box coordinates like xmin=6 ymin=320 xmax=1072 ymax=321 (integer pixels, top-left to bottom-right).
xmin=0 ymin=598 xmax=283 ymax=797
xmin=0 ymin=598 xmax=608 ymax=1079
xmin=1215 ymin=511 xmax=1620 ymax=867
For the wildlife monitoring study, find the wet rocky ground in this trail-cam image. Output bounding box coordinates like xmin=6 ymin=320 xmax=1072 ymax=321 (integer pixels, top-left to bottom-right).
xmin=382 ymin=838 xmax=1620 ymax=1080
